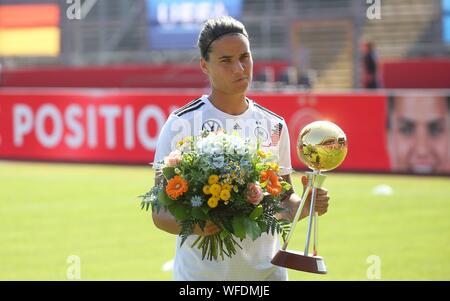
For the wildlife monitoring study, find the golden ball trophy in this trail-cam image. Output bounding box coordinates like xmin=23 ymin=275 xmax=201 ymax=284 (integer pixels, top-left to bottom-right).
xmin=271 ymin=121 xmax=348 ymax=274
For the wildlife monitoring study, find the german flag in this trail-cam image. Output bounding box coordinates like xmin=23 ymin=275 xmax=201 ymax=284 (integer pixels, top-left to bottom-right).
xmin=0 ymin=4 xmax=60 ymax=56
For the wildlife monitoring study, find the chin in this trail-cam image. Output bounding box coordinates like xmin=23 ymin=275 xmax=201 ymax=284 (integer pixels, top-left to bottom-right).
xmin=234 ymin=82 xmax=250 ymax=93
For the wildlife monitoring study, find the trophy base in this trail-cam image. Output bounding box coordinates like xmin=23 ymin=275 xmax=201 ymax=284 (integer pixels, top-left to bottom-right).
xmin=271 ymin=249 xmax=327 ymax=274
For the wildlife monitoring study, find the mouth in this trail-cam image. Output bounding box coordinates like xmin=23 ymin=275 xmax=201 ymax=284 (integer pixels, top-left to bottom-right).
xmin=233 ymin=77 xmax=248 ymax=83
xmin=411 ymin=165 xmax=434 ymax=174
xmin=409 ymin=160 xmax=435 ymax=173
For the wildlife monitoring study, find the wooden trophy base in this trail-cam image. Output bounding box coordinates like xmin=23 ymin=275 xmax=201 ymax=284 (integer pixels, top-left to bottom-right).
xmin=271 ymin=249 xmax=327 ymax=274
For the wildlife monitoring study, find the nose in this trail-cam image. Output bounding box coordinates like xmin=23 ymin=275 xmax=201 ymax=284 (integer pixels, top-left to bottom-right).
xmin=233 ymin=60 xmax=245 ymax=74
xmin=415 ymin=125 xmax=429 ymax=156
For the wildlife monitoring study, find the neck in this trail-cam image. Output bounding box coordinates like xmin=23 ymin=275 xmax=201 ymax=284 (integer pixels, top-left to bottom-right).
xmin=208 ymin=90 xmax=248 ymax=115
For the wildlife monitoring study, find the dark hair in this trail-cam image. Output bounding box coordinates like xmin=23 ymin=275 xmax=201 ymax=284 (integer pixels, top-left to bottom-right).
xmin=197 ymin=16 xmax=249 ymax=61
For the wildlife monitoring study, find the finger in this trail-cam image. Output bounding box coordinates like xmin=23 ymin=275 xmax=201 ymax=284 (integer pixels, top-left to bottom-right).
xmin=205 ymin=224 xmax=220 ymax=233
xmin=316 ymin=188 xmax=328 ymax=196
xmin=315 ymin=196 xmax=330 ymax=204
xmin=301 ymin=175 xmax=308 ymax=187
xmin=315 ymin=204 xmax=329 ymax=212
xmin=317 ymin=208 xmax=328 ymax=216
xmin=204 ymin=225 xmax=216 ymax=232
xmin=315 ymin=203 xmax=329 ymax=213
xmin=206 ymin=227 xmax=220 ymax=235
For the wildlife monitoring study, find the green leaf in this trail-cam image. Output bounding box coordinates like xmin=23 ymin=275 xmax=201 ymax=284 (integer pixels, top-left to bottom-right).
xmin=157 ymin=189 xmax=172 ymax=206
xmin=281 ymin=181 xmax=292 ymax=191
xmin=219 ymin=228 xmax=231 ymax=240
xmin=249 ymin=204 xmax=263 ymax=220
xmin=258 ymin=221 xmax=268 ymax=233
xmin=191 ymin=206 xmax=208 ymax=220
xmin=163 ymin=167 xmax=176 ymax=179
xmin=245 ymin=219 xmax=262 ymax=241
xmin=232 ymin=216 xmax=247 ymax=240
xmin=201 ymin=206 xmax=210 ymax=215
xmin=168 ymin=204 xmax=190 ymax=220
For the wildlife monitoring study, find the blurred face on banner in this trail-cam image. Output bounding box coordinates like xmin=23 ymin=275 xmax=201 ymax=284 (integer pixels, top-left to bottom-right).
xmin=388 ymin=94 xmax=450 ymax=174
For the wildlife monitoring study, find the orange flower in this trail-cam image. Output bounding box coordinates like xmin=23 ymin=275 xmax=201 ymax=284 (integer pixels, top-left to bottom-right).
xmin=260 ymin=171 xmax=268 ymax=182
xmin=165 ymin=175 xmax=188 ymax=200
xmin=265 ymin=170 xmax=282 ymax=196
xmin=267 ymin=184 xmax=282 ymax=196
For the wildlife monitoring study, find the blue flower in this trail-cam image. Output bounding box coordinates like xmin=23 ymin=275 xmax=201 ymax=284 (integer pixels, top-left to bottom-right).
xmin=211 ymin=155 xmax=225 ymax=169
xmin=191 ymin=195 xmax=203 ymax=207
xmin=240 ymin=158 xmax=251 ymax=169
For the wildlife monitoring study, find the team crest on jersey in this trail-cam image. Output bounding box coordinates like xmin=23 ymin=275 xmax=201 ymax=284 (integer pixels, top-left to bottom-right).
xmin=202 ymin=120 xmax=222 ymax=132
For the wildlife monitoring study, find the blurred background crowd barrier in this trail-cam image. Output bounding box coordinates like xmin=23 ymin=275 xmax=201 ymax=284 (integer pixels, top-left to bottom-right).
xmin=0 ymin=0 xmax=449 ymax=175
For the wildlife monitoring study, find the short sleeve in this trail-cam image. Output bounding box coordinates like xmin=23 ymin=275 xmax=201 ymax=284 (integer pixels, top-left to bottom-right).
xmin=153 ymin=114 xmax=191 ymax=162
xmin=278 ymin=120 xmax=292 ymax=176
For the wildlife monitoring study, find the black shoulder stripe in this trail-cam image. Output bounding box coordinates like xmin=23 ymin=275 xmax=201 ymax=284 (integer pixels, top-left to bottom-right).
xmin=173 ymin=98 xmax=202 ymax=115
xmin=254 ymin=102 xmax=283 ymax=120
xmin=177 ymin=102 xmax=205 ymax=117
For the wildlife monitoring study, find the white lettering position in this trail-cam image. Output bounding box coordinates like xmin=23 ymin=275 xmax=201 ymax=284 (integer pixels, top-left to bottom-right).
xmin=13 ymin=104 xmax=33 ymax=146
xmin=11 ymin=103 xmax=167 ymax=151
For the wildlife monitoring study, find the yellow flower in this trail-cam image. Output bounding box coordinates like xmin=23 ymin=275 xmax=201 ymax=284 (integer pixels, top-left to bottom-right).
xmin=269 ymin=162 xmax=280 ymax=172
xmin=177 ymin=136 xmax=193 ymax=147
xmin=219 ymin=189 xmax=231 ymax=201
xmin=208 ymin=175 xmax=219 ymax=185
xmin=257 ymin=149 xmax=267 ymax=158
xmin=207 ymin=196 xmax=219 ymax=208
xmin=210 ymin=183 xmax=221 ymax=195
xmin=202 ymin=185 xmax=211 ymax=195
xmin=222 ymin=183 xmax=232 ymax=191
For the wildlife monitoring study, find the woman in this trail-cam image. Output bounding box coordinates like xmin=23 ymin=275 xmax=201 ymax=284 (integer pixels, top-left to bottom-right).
xmin=152 ymin=16 xmax=330 ymax=280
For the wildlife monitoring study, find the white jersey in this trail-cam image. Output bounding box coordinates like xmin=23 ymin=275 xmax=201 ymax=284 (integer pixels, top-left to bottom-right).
xmin=154 ymin=95 xmax=292 ymax=281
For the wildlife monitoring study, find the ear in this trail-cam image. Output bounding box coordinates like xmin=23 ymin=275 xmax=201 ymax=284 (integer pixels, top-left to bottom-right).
xmin=200 ymin=58 xmax=209 ymax=75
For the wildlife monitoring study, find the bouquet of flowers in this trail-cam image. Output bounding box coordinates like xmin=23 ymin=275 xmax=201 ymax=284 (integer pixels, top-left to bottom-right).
xmin=140 ymin=130 xmax=292 ymax=261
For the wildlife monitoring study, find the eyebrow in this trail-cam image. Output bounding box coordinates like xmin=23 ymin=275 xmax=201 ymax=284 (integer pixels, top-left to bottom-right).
xmin=218 ymin=52 xmax=250 ymax=60
xmin=398 ymin=117 xmax=416 ymax=125
xmin=427 ymin=118 xmax=446 ymax=126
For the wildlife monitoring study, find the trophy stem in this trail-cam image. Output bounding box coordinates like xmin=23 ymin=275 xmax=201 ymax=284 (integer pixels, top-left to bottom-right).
xmin=313 ymin=211 xmax=318 ymax=256
xmin=281 ymin=185 xmax=311 ymax=250
xmin=304 ymin=185 xmax=318 ymax=256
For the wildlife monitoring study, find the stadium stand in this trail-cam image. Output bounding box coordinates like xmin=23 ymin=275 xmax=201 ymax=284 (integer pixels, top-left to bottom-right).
xmin=0 ymin=0 xmax=449 ymax=89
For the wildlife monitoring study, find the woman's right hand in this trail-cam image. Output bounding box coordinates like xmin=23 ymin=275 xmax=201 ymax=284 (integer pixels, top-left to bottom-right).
xmin=193 ymin=220 xmax=221 ymax=236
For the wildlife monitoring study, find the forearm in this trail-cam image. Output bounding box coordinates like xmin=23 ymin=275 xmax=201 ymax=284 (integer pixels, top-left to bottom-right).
xmin=278 ymin=192 xmax=308 ymax=222
xmin=277 ymin=174 xmax=308 ymax=222
xmin=152 ymin=208 xmax=181 ymax=235
xmin=152 ymin=170 xmax=181 ymax=235
xmin=151 ymin=172 xmax=220 ymax=236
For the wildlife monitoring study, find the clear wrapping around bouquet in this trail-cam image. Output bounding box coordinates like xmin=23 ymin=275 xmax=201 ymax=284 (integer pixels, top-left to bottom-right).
xmin=140 ymin=130 xmax=292 ymax=261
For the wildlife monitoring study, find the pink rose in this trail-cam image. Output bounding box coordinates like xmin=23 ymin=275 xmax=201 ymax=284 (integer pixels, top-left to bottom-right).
xmin=246 ymin=183 xmax=263 ymax=205
xmin=164 ymin=150 xmax=182 ymax=167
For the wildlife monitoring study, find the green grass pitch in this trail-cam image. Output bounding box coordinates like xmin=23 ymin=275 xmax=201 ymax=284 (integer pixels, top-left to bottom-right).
xmin=0 ymin=161 xmax=449 ymax=280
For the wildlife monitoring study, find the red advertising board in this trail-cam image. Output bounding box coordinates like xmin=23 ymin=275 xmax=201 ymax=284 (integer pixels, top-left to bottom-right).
xmin=1 ymin=88 xmax=448 ymax=175
xmin=0 ymin=89 xmax=389 ymax=172
xmin=250 ymin=93 xmax=390 ymax=172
